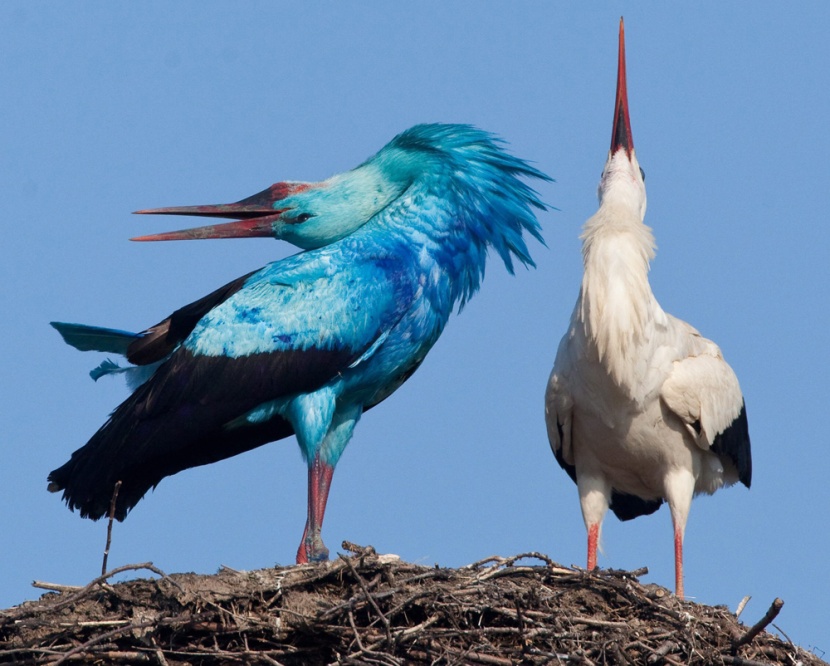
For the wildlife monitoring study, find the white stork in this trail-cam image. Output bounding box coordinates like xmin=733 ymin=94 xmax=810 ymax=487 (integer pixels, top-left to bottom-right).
xmin=545 ymin=19 xmax=751 ymax=599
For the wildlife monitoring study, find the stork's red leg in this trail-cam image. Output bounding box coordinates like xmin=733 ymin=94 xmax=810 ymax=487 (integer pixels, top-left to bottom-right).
xmin=587 ymin=523 xmax=599 ymax=571
xmin=296 ymin=455 xmax=334 ymax=564
xmin=674 ymin=527 xmax=684 ymax=599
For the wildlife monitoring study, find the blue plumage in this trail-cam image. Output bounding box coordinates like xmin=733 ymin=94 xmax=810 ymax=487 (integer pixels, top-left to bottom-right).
xmin=49 ymin=124 xmax=550 ymax=563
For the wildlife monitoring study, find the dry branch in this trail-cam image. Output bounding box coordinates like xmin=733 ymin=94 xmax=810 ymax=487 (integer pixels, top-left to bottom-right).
xmin=732 ymin=597 xmax=785 ymax=652
xmin=101 ymin=480 xmax=122 ymax=576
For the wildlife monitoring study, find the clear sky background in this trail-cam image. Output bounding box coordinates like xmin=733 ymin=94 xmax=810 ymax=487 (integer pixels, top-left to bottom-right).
xmin=2 ymin=2 xmax=827 ymax=652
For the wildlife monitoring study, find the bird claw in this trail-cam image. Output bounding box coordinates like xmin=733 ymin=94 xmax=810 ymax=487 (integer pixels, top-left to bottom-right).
xmin=307 ymin=546 xmax=330 ymax=563
xmin=296 ymin=535 xmax=329 ymax=564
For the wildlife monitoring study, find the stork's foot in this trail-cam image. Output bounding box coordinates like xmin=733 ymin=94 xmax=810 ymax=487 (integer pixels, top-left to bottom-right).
xmin=296 ymin=456 xmax=335 ymax=564
xmin=296 ymin=533 xmax=330 ymax=564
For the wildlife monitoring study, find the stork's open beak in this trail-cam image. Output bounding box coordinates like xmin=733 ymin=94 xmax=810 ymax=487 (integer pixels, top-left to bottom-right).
xmin=131 ymin=182 xmax=299 ymax=241
xmin=611 ymin=18 xmax=634 ymax=156
xmin=130 ymin=215 xmax=283 ymax=241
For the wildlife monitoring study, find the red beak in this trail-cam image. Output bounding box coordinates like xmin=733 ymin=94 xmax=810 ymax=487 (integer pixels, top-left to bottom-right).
xmin=131 ymin=182 xmax=306 ymax=241
xmin=611 ymin=18 xmax=634 ymax=156
xmin=130 ymin=215 xmax=283 ymax=241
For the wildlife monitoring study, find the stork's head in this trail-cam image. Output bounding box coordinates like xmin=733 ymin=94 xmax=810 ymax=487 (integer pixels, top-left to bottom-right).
xmin=131 ymin=123 xmax=548 ymax=267
xmin=597 ymin=19 xmax=647 ymax=221
xmin=132 ymin=153 xmax=411 ymax=250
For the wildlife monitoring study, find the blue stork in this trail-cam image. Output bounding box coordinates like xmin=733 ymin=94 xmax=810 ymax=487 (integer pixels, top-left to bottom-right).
xmin=49 ymin=123 xmax=550 ymax=563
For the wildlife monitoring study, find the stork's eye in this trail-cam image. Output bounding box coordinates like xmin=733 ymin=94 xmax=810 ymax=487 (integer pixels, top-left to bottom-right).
xmin=293 ymin=213 xmax=315 ymax=224
xmin=639 ymin=167 xmax=646 ymax=182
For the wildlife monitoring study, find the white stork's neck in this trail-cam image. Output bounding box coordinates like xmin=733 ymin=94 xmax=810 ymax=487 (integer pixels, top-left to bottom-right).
xmin=578 ymin=200 xmax=664 ymax=394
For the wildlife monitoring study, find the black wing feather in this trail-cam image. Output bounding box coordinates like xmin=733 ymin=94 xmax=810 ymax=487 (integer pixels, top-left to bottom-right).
xmin=711 ymin=401 xmax=752 ymax=488
xmin=552 ymin=417 xmax=578 ymax=483
xmin=48 ymin=345 xmax=356 ymax=520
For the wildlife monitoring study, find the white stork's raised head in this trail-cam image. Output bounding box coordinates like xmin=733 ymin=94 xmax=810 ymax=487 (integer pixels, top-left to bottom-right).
xmin=598 ymin=19 xmax=647 ymax=222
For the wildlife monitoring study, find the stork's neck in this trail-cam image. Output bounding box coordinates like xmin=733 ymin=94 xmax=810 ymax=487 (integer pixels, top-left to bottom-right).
xmin=578 ymin=203 xmax=664 ymax=392
xmin=364 ymin=179 xmax=487 ymax=316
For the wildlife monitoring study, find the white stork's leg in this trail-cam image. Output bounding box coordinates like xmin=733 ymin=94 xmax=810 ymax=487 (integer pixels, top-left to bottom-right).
xmin=673 ymin=526 xmax=684 ymax=599
xmin=665 ymin=469 xmax=695 ymax=599
xmin=577 ymin=474 xmax=610 ymax=571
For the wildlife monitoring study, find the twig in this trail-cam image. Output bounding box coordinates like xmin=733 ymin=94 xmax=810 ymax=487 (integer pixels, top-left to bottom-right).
xmin=772 ymin=622 xmax=794 ymax=646
xmin=102 ymin=480 xmax=122 ymax=575
xmin=647 ymin=639 xmax=677 ymax=664
xmin=465 ymin=554 xmax=506 ymax=569
xmin=605 ymin=566 xmax=650 ymax=579
xmin=514 ymin=596 xmax=528 ymax=654
xmin=609 ymin=642 xmax=634 ymax=665
xmin=464 ymin=552 xmax=576 ymax=576
xmin=445 ymin=646 xmax=515 ymax=666
xmin=152 ymin=646 xmax=170 ymax=666
xmin=394 ymin=613 xmax=440 ymax=641
xmin=345 ymin=605 xmax=401 ymax=666
xmin=31 ymin=581 xmax=83 ymax=593
xmin=572 ymin=616 xmax=630 ymax=629
xmin=568 ymin=650 xmax=598 ymax=666
xmin=339 ymin=554 xmax=392 ymax=645
xmin=346 ymin=605 xmax=367 ymax=653
xmin=342 ymin=540 xmax=376 ymax=557
xmin=736 ymin=595 xmax=751 ymax=618
xmin=49 ymin=650 xmax=153 ymax=662
xmin=398 ymin=569 xmax=451 ymax=585
xmin=525 ymin=647 xmax=573 ymax=661
xmin=53 ymin=620 xmax=158 ymax=665
xmin=60 ymin=619 xmax=131 ymax=628
xmin=318 ymin=588 xmax=401 ymax=621
xmin=732 ymin=597 xmax=784 ymax=653
xmin=722 ymin=656 xmax=780 ymax=666
xmin=471 ymin=565 xmax=544 ymax=583
xmin=50 ymin=562 xmax=181 ymax=612
xmin=256 ymin=652 xmax=286 ymax=666
xmin=501 ymin=551 xmax=560 ymax=568
xmin=149 ymin=648 xmax=306 ymax=661
xmin=633 ymin=589 xmax=689 ymax=623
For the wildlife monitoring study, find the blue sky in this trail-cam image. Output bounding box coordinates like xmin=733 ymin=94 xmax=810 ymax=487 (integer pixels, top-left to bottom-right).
xmin=2 ymin=2 xmax=827 ymax=652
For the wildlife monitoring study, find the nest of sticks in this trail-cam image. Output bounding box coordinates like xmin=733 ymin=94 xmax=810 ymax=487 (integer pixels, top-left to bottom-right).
xmin=0 ymin=543 xmax=823 ymax=665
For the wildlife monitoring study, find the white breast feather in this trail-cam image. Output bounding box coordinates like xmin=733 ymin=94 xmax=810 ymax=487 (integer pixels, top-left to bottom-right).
xmin=578 ymin=207 xmax=666 ymax=398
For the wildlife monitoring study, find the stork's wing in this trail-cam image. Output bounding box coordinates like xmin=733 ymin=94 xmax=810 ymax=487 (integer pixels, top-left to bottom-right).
xmin=49 ymin=254 xmax=404 ymax=520
xmin=545 ymin=343 xmax=576 ymax=483
xmin=52 ymin=271 xmax=261 ymax=390
xmin=127 ymin=270 xmax=258 ymax=364
xmin=660 ymin=343 xmax=751 ymax=487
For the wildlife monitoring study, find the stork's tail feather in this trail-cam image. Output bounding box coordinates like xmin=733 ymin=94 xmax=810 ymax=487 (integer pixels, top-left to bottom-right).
xmin=47 ymin=456 xmax=145 ymax=521
xmin=610 ymin=489 xmax=664 ymax=521
xmin=51 ymin=322 xmax=140 ymax=356
xmin=90 ymin=359 xmax=127 ymax=381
